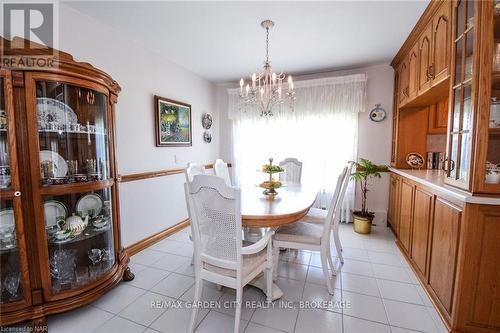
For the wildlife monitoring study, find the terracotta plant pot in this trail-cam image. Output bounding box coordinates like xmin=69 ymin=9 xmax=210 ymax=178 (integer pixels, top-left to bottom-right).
xmin=353 ymin=213 xmax=374 ymax=234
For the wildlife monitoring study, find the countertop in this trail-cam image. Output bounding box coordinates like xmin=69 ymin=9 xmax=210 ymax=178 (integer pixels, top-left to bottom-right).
xmin=389 ymin=168 xmax=500 ymax=205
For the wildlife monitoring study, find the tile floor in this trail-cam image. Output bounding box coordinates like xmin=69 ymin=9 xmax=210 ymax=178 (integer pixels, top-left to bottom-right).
xmin=44 ymin=224 xmax=448 ymax=333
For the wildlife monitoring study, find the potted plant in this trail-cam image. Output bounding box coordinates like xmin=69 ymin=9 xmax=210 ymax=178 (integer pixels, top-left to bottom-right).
xmin=350 ymin=158 xmax=388 ymax=234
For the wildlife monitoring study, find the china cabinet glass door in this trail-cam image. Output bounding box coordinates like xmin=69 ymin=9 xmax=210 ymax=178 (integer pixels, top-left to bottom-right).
xmin=33 ymin=78 xmax=116 ymax=294
xmin=484 ymin=1 xmax=500 ymax=187
xmin=447 ymin=0 xmax=475 ymax=189
xmin=0 ymin=72 xmax=27 ymax=305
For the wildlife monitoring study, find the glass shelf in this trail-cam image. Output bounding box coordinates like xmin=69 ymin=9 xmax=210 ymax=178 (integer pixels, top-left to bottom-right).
xmin=44 ymin=187 xmax=115 ymax=293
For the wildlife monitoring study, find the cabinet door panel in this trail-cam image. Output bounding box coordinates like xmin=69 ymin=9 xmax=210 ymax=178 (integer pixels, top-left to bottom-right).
xmin=388 ymin=174 xmax=401 ymax=233
xmin=432 ymin=1 xmax=450 ymax=84
xmin=408 ymin=45 xmax=419 ymax=100
xmin=399 ymin=61 xmax=409 ymax=105
xmin=410 ymin=187 xmax=433 ymax=277
xmin=429 ymin=197 xmax=461 ymax=314
xmin=399 ymin=180 xmax=414 ymax=253
xmin=418 ymin=24 xmax=433 ymax=94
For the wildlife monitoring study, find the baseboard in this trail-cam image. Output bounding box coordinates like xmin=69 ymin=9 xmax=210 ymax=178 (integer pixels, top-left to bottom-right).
xmin=125 ymin=219 xmax=190 ymax=256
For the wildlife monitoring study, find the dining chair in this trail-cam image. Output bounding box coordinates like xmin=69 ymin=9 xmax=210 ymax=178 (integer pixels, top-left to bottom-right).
xmin=184 ymin=175 xmax=274 ymax=333
xmin=302 ymin=162 xmax=354 ymax=264
xmin=279 ymin=158 xmax=303 ymax=183
xmin=214 ymin=158 xmax=232 ymax=186
xmin=272 ymin=166 xmax=348 ymax=295
xmin=185 ymin=162 xmax=206 ymax=182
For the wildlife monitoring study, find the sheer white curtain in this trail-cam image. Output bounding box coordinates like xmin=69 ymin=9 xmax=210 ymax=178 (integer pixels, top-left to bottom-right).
xmin=228 ymin=74 xmax=367 ymax=222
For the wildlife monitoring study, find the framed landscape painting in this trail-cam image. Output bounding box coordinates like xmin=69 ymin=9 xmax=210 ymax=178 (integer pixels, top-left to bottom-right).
xmin=154 ymin=95 xmax=192 ymax=147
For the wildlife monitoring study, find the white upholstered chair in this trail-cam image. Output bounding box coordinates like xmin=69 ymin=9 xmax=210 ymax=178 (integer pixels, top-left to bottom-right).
xmin=185 ymin=163 xmax=206 ymax=182
xmin=272 ymin=166 xmax=348 ymax=295
xmin=302 ymin=162 xmax=354 ymax=264
xmin=184 ymin=175 xmax=274 ymax=333
xmin=279 ymin=158 xmax=303 ymax=183
xmin=214 ymin=158 xmax=232 ymax=186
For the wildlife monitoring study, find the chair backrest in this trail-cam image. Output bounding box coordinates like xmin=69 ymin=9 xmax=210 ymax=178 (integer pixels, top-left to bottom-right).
xmin=279 ymin=158 xmax=303 ymax=183
xmin=184 ymin=174 xmax=242 ymax=272
xmin=214 ymin=159 xmax=232 ymax=186
xmin=330 ymin=162 xmax=355 ymax=229
xmin=185 ymin=163 xmax=206 ymax=182
xmin=322 ymin=167 xmax=348 ymax=244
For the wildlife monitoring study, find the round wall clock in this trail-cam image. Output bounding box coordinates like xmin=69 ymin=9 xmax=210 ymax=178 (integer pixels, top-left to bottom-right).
xmin=202 ymin=113 xmax=213 ymax=129
xmin=369 ymin=104 xmax=386 ymax=122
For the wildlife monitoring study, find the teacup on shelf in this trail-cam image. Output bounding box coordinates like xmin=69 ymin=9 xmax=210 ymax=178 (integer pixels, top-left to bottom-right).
xmin=73 ymin=174 xmax=88 ymax=183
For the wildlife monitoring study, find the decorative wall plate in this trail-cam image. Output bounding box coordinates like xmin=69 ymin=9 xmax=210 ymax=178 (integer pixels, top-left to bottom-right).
xmin=44 ymin=200 xmax=68 ymax=227
xmin=39 ymin=150 xmax=68 ymax=177
xmin=202 ymin=113 xmax=213 ymax=129
xmin=76 ymin=193 xmax=104 ymax=217
xmin=36 ymin=97 xmax=77 ymax=129
xmin=203 ymin=131 xmax=212 ymax=143
xmin=406 ymin=152 xmax=425 ymax=169
xmin=369 ymin=104 xmax=386 ymax=122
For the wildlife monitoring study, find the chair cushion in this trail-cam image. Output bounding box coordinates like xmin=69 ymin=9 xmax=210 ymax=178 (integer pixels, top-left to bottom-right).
xmin=301 ymin=208 xmax=328 ymax=224
xmin=203 ymin=246 xmax=267 ymax=278
xmin=274 ymin=221 xmax=324 ymax=245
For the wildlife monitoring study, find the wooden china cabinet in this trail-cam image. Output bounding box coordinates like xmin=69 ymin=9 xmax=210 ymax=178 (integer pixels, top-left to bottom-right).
xmin=0 ymin=38 xmax=133 ymax=327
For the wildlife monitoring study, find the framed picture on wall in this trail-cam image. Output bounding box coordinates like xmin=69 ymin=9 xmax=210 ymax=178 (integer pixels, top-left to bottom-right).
xmin=154 ymin=95 xmax=192 ymax=147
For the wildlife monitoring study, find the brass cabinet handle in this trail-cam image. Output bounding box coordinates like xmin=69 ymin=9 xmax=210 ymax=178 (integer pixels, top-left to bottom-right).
xmin=427 ymin=64 xmax=434 ymax=80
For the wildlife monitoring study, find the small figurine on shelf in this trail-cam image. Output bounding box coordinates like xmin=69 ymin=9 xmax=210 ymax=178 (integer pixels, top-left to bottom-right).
xmin=259 ymin=158 xmax=284 ymax=197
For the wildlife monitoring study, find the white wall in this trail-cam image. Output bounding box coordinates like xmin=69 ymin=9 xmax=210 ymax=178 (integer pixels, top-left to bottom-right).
xmin=59 ymin=5 xmax=219 ymax=246
xmin=217 ymin=64 xmax=394 ymax=225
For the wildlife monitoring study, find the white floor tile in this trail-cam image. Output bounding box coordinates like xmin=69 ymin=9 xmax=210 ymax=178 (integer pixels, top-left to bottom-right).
xmin=150 ymin=306 xmax=209 ymax=333
xmin=174 ymin=261 xmax=195 ymax=277
xmin=151 ymin=272 xmax=194 ymax=298
xmin=309 ymin=252 xmax=337 ymax=268
xmin=343 ymin=314 xmax=391 ymax=333
xmin=294 ymin=308 xmax=342 ymax=333
xmin=196 ymin=310 xmax=247 ymax=333
xmin=372 ymin=263 xmax=412 ymax=283
xmin=383 ymin=299 xmax=437 ymax=332
xmin=94 ymin=316 xmax=146 ymax=333
xmin=415 ymin=285 xmax=434 ymax=307
xmin=92 ymin=283 xmax=145 ymax=314
xmin=342 ymin=290 xmax=388 ymax=324
xmin=368 ymin=251 xmax=404 ymax=267
xmin=276 ymin=261 xmax=308 ymax=281
xmin=118 ymin=291 xmax=174 ymax=326
xmin=377 ymin=279 xmax=423 ymax=305
xmin=305 ymin=266 xmax=340 ymax=288
xmin=426 ymin=305 xmax=449 ymax=333
xmin=48 ymin=306 xmax=113 ymax=333
xmin=180 ymin=280 xmax=225 ymax=302
xmin=280 ymin=250 xmax=311 ymax=266
xmin=404 ymin=267 xmax=421 ymax=285
xmin=152 ymin=253 xmax=192 ymax=272
xmin=250 ymin=302 xmax=299 ymax=332
xmin=339 ymin=259 xmax=374 ymax=277
xmin=128 ymin=267 xmax=171 ymax=290
xmin=340 ymin=247 xmax=370 ymax=262
xmin=130 ymin=249 xmax=166 ymax=266
xmin=127 ymin=262 xmax=148 ymax=275
xmin=341 ymin=272 xmax=380 ymax=297
xmin=389 ymin=327 xmax=422 ymax=333
xmin=151 ymin=239 xmax=193 ymax=258
xmin=301 ymin=283 xmax=342 ymax=313
xmin=167 ymin=229 xmax=191 ymax=242
xmin=275 ymin=277 xmax=305 ymax=301
xmin=215 ymin=287 xmax=264 ymax=320
xmin=244 ymin=322 xmax=285 ymax=333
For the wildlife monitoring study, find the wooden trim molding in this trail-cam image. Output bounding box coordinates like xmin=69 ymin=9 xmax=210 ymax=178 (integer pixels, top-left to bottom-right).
xmin=125 ymin=219 xmax=190 ymax=256
xmin=118 ymin=163 xmax=232 ymax=183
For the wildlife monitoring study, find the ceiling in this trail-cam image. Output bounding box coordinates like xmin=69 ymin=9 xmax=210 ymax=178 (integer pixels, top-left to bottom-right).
xmin=66 ymin=1 xmax=429 ymax=83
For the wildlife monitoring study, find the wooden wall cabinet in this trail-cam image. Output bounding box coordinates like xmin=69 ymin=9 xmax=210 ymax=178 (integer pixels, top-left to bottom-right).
xmin=428 ymin=98 xmax=449 ymax=134
xmin=0 ymin=38 xmax=133 ymax=326
xmin=431 ymin=2 xmax=451 ymax=85
xmin=407 ymin=43 xmax=419 ymax=101
xmin=418 ymin=23 xmax=433 ymax=95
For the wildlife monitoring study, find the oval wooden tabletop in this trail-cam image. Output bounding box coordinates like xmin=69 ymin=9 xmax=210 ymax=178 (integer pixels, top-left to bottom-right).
xmin=240 ymin=184 xmax=318 ymax=227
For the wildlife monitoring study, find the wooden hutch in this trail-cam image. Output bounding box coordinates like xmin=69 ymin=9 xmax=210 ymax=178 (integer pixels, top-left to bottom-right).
xmin=389 ymin=1 xmax=500 ymax=333
xmin=0 ymin=38 xmax=133 ymax=327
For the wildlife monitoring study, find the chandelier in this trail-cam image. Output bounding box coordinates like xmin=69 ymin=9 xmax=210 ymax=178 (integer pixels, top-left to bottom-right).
xmin=239 ymin=20 xmax=295 ymax=116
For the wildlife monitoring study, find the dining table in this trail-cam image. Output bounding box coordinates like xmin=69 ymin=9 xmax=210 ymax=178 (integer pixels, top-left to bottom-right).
xmin=239 ymin=183 xmax=318 ymax=300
